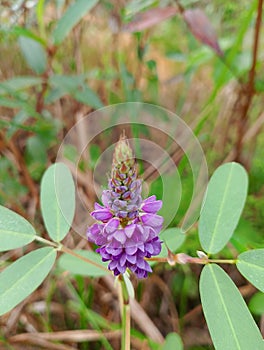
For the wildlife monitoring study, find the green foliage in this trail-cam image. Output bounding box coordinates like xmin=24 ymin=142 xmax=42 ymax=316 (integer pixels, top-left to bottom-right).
xmin=162 ymin=332 xmax=183 ymax=350
xmin=48 ymin=74 xmax=103 ymax=108
xmin=40 ymin=163 xmax=76 ymax=242
xmin=150 ymin=171 xmax=182 ymax=227
xmin=0 ymin=247 xmax=56 ymax=315
xmin=58 ymin=250 xmax=110 ymax=277
xmin=249 ymin=292 xmax=264 ymax=315
xmin=199 ymin=162 xmax=248 ymax=254
xmin=237 ymin=249 xmax=264 ymax=292
xmin=18 ymin=36 xmax=47 ymax=74
xmin=158 ymin=228 xmax=185 ymax=257
xmin=53 ymin=0 xmax=99 ymax=44
xmin=0 ymin=0 xmax=264 ymax=348
xmin=0 ymin=205 xmax=36 ymax=251
xmin=0 ymin=76 xmax=42 ymax=92
xmin=231 ymin=218 xmax=263 ymax=252
xmin=25 ymin=135 xmax=48 ymax=180
xmin=0 ymin=157 xmax=28 ymax=205
xmin=200 ymin=264 xmax=264 ymax=350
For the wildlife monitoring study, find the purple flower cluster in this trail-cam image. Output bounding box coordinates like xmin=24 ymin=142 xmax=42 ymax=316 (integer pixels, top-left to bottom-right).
xmin=87 ymin=136 xmax=163 ymax=278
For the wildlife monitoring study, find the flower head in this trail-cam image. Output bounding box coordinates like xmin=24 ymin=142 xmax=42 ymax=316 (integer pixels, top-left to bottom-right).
xmin=87 ymin=135 xmax=163 ymax=278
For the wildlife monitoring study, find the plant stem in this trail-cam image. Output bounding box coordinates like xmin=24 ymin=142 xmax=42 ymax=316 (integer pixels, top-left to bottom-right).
xmin=235 ymin=0 xmax=263 ymax=161
xmin=146 ymin=253 xmax=237 ymax=265
xmin=34 ymin=235 xmax=109 ymax=273
xmin=60 ymin=245 xmax=110 ymax=273
xmin=118 ymin=276 xmax=130 ymax=350
xmin=34 ymin=235 xmax=58 ymax=248
xmin=186 ymin=257 xmax=237 ymax=265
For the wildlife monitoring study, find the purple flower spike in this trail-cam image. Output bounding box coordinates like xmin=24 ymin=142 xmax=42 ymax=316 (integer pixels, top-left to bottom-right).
xmin=87 ymin=135 xmax=163 ymax=278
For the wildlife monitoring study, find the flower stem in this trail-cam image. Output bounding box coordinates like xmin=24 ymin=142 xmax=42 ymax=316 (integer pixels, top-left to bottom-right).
xmin=118 ymin=276 xmax=130 ymax=350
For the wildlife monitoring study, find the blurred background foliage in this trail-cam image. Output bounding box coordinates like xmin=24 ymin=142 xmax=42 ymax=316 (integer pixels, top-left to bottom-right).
xmin=0 ymin=0 xmax=264 ymax=349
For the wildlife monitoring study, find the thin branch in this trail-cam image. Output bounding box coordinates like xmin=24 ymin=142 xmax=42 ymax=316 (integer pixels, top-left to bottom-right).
xmin=235 ymin=0 xmax=263 ymax=160
xmin=248 ymin=0 xmax=263 ymax=95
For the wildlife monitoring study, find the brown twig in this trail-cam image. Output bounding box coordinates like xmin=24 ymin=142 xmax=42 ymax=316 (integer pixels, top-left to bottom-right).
xmin=9 ymin=329 xmax=121 ymax=343
xmin=234 ymin=0 xmax=263 ymax=161
xmin=0 ymin=131 xmax=38 ymax=214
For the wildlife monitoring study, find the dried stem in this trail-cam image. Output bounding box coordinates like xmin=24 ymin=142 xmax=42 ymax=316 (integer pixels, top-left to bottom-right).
xmin=235 ymin=0 xmax=263 ymax=161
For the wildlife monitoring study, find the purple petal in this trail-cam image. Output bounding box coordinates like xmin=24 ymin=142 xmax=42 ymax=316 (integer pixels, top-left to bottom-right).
xmin=141 ymin=213 xmax=163 ymax=227
xmin=118 ymin=265 xmax=127 ymax=274
xmin=143 ymin=195 xmax=156 ymax=203
xmin=108 ymin=260 xmax=118 ymax=269
xmin=87 ymin=223 xmax=103 ymax=243
xmin=145 ymin=242 xmax=154 ymax=255
xmin=120 ymin=253 xmax=127 ymax=266
xmin=91 ymin=208 xmax=113 ymax=222
xmin=101 ymin=191 xmax=111 ymax=207
xmin=135 ymin=269 xmax=147 ymax=279
xmin=126 ymin=245 xmax=137 ymax=255
xmin=105 ymin=246 xmax=123 ymax=256
xmin=142 ymin=199 xmax=162 ymax=213
xmin=124 ymin=224 xmax=136 ymax=238
xmin=94 ymin=202 xmax=104 ymax=210
xmin=113 ymin=229 xmax=126 ymax=244
xmin=104 ymin=218 xmax=120 ymax=234
xmin=144 ymin=261 xmax=152 ymax=272
xmin=126 ymin=254 xmax=137 ymax=264
xmin=118 ymin=210 xmax=128 ymax=218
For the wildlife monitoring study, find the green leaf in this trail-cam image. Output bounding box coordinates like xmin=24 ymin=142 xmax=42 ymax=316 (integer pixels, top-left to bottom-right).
xmin=200 ymin=264 xmax=264 ymax=350
xmin=0 ymin=205 xmax=36 ymax=252
xmin=11 ymin=26 xmax=46 ymax=45
xmin=231 ymin=218 xmax=262 ymax=253
xmin=150 ymin=171 xmax=181 ymax=227
xmin=53 ymin=0 xmax=99 ymax=44
xmin=40 ymin=163 xmax=75 ymax=242
xmin=0 ymin=96 xmax=29 ymax=109
xmin=162 ymin=333 xmax=183 ymax=350
xmin=57 ymin=250 xmax=110 ymax=277
xmin=18 ymin=36 xmax=47 ymax=74
xmin=159 ymin=228 xmax=185 ymax=258
xmin=0 ymin=247 xmax=56 ymax=315
xmin=237 ymin=249 xmax=264 ymax=292
xmin=74 ymin=86 xmax=103 ymax=109
xmin=49 ymin=74 xmax=85 ymax=92
xmin=89 ymin=144 xmax=101 ymax=169
xmin=48 ymin=74 xmax=103 ymax=108
xmin=0 ymin=77 xmax=42 ymax=94
xmin=25 ymin=136 xmax=47 ymax=181
xmin=199 ymin=162 xmax=248 ymax=254
xmin=249 ymin=292 xmax=264 ymax=315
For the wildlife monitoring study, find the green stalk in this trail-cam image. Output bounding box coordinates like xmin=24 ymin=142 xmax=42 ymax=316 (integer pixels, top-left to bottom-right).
xmin=118 ymin=276 xmax=131 ymax=350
